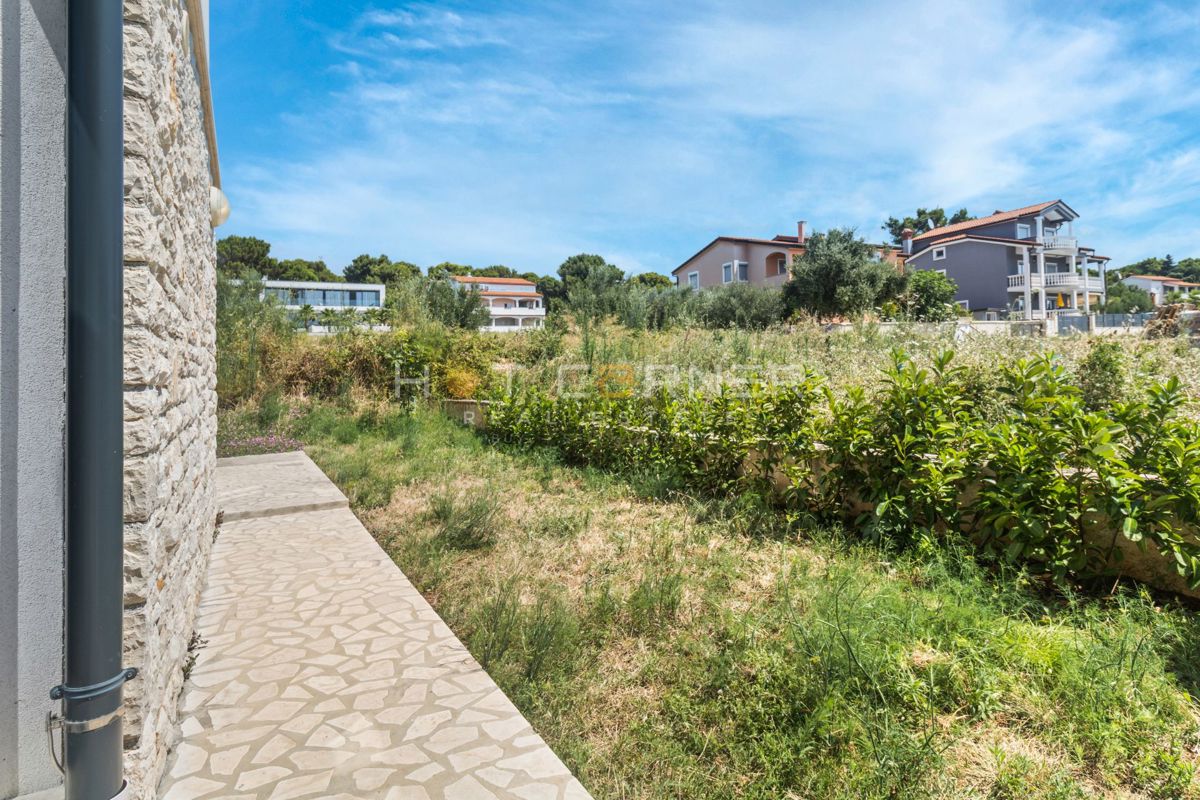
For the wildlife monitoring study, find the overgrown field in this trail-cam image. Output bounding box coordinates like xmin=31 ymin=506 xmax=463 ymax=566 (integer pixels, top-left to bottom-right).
xmin=217 ymin=319 xmax=1200 ymax=798
xmin=218 ymin=400 xmax=1200 ymax=799
xmin=218 ymin=315 xmax=1200 ymax=409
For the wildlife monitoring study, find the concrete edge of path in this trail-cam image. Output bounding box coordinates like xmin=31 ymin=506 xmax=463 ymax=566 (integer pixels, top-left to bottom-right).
xmin=158 ymin=449 xmax=594 ymax=799
xmin=215 ymin=449 xmax=349 ymax=521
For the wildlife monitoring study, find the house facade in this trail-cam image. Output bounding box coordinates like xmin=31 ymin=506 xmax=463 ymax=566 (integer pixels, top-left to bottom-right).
xmin=672 ymin=221 xmax=903 ymax=290
xmin=449 ymin=276 xmax=547 ymax=332
xmin=1121 ymin=274 xmax=1200 ymax=306
xmin=262 ymin=279 xmax=386 ymax=310
xmin=903 ymin=200 xmax=1109 ymax=320
xmin=2 ymin=1 xmax=224 ymax=798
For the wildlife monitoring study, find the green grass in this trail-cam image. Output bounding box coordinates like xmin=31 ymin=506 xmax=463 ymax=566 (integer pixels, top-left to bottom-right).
xmin=220 ymin=400 xmax=1200 ymax=799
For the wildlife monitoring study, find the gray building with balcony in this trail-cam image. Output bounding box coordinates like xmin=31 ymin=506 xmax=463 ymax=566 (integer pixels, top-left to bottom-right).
xmin=902 ymin=200 xmax=1109 ymax=320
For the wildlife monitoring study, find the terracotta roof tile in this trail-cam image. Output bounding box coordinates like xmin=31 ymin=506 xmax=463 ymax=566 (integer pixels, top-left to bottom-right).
xmin=451 ymin=275 xmax=537 ymax=286
xmin=912 ymin=201 xmax=1059 ymax=241
xmin=1127 ymin=274 xmax=1200 ymax=285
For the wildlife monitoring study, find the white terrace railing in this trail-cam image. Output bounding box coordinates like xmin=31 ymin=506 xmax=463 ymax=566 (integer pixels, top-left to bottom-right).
xmin=1039 ymin=235 xmax=1078 ymax=252
xmin=1009 ymin=272 xmax=1106 ymax=291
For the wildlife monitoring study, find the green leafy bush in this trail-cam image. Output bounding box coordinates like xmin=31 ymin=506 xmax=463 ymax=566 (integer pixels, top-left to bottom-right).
xmin=488 ymin=349 xmax=1200 ymax=592
xmin=1076 ymin=338 xmax=1127 ymax=410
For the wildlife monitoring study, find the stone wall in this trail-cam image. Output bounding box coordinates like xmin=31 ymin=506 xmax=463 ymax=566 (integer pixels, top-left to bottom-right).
xmin=120 ymin=0 xmax=218 ymax=796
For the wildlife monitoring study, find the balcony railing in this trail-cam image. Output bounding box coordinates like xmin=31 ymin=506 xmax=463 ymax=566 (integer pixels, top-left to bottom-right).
xmin=483 ymin=323 xmax=543 ymax=333
xmin=486 ymin=306 xmax=545 ymax=317
xmin=1039 ymin=235 xmax=1078 ymax=253
xmin=1008 ymin=273 xmax=1105 ymax=291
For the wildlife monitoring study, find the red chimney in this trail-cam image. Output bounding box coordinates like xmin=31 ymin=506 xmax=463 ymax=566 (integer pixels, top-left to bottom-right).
xmin=901 ymin=227 xmax=915 ymax=255
xmin=797 ymin=220 xmax=807 ymax=243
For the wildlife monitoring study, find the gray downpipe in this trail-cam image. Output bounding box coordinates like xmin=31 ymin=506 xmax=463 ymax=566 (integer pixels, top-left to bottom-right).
xmin=55 ymin=0 xmax=135 ymax=798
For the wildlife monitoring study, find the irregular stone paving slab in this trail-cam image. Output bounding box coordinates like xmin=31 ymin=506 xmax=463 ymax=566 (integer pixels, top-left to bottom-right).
xmin=216 ymin=451 xmax=349 ymax=521
xmin=160 ymin=452 xmax=592 ymax=799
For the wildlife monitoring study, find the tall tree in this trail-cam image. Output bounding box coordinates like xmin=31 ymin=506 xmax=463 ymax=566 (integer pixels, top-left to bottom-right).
xmin=217 ymin=235 xmax=277 ymax=278
xmin=536 ymin=275 xmax=566 ymax=309
xmin=472 ymin=265 xmax=521 ymax=278
xmin=629 ymin=272 xmax=673 ymax=289
xmin=427 ymin=261 xmax=474 ymax=279
xmin=426 ymin=280 xmax=491 ymax=329
xmin=557 ymin=253 xmax=623 ymax=289
xmin=783 ymin=228 xmax=906 ymax=320
xmin=1100 ymin=280 xmax=1153 ymax=314
xmin=343 ymin=254 xmax=419 ymax=285
xmin=882 ymin=207 xmax=973 ymax=244
xmin=274 ymin=258 xmax=341 ymax=282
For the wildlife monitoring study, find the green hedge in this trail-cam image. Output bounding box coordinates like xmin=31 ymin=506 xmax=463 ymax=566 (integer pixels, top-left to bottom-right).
xmin=488 ymin=351 xmax=1200 ymax=590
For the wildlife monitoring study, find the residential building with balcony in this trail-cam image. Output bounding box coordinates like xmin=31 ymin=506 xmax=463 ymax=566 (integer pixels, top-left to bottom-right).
xmin=672 ymin=221 xmax=904 ymax=290
xmin=450 ymin=276 xmax=547 ymax=332
xmin=902 ymin=200 xmax=1109 ymax=320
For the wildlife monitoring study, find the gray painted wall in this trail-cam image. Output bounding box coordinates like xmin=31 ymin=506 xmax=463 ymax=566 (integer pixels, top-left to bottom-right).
xmin=0 ymin=1 xmax=67 ymax=797
xmin=908 ymin=240 xmax=1016 ymax=312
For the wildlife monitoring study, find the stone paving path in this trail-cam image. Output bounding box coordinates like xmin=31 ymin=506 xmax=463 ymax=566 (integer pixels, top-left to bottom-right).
xmin=159 ymin=452 xmax=592 ymax=800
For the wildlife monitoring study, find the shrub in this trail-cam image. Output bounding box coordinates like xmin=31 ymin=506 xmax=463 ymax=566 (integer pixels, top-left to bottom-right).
xmin=444 ymin=367 xmax=482 ymax=399
xmin=488 ymin=349 xmax=1200 ymax=592
xmin=783 ymin=228 xmax=906 ymax=320
xmin=694 ymin=283 xmax=785 ymax=330
xmin=1076 ymin=338 xmax=1127 ymax=410
xmin=901 ymin=270 xmax=959 ymax=322
xmin=215 ymin=275 xmax=294 ymax=406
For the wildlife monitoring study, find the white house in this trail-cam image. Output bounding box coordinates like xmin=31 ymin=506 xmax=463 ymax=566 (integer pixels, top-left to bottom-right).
xmin=449 ymin=276 xmax=546 ymax=332
xmin=1120 ymin=274 xmax=1200 ymax=307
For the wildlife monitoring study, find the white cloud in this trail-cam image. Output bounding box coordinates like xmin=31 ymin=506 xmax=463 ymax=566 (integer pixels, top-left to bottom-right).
xmin=223 ymin=0 xmax=1200 ymax=271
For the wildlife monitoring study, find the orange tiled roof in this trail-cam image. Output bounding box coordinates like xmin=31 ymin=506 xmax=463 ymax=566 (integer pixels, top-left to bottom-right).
xmin=1127 ymin=275 xmax=1200 ymax=286
xmin=451 ymin=275 xmax=536 ymax=286
xmin=912 ymin=201 xmax=1059 ymax=241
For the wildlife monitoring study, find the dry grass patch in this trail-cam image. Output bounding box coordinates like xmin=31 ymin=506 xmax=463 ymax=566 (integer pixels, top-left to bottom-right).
xmin=269 ymin=406 xmax=1199 ymax=800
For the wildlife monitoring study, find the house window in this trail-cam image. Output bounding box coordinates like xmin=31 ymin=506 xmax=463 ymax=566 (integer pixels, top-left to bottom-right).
xmin=932 ymin=248 xmax=946 ymax=261
xmin=1016 ymin=223 xmax=1031 ymax=239
xmin=688 ymin=271 xmax=699 ymax=290
xmin=776 ymin=256 xmax=787 ymax=275
xmin=956 ymin=299 xmax=970 ymax=311
xmin=935 ymin=269 xmax=947 ymax=276
xmin=737 ymin=261 xmax=748 ymax=282
xmin=722 ymin=261 xmax=748 ymax=283
xmin=722 ymin=262 xmax=733 ymax=283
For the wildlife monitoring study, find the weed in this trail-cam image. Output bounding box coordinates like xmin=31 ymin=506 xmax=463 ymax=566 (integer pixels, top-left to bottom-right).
xmin=628 ymin=537 xmax=684 ymax=632
xmin=523 ymin=589 xmax=579 ymax=682
xmin=471 ymin=578 xmax=522 ymax=669
xmin=429 ymin=490 xmax=501 ymax=550
xmin=532 ymin=508 xmax=590 ymax=540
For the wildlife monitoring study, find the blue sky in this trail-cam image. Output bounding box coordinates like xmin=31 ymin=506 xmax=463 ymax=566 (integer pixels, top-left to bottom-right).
xmin=212 ymin=0 xmax=1200 ymax=277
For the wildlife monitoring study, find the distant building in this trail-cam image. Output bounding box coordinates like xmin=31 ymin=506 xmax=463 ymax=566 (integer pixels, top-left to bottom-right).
xmin=262 ymin=279 xmax=386 ymax=310
xmin=903 ymin=200 xmax=1109 ymax=320
xmin=259 ymin=280 xmax=387 ymax=333
xmin=450 ymin=276 xmax=546 ymax=332
xmin=1120 ymin=275 xmax=1200 ymax=306
xmin=672 ymin=221 xmax=903 ymax=290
